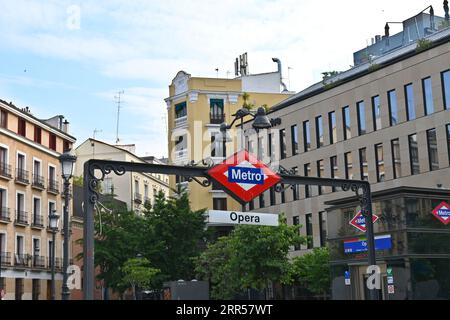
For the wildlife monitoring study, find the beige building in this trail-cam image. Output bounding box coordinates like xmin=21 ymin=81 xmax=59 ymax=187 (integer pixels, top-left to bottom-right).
xmin=74 ymin=139 xmax=169 ymax=213
xmin=0 ymin=99 xmax=76 ymax=300
xmin=165 ymin=58 xmax=293 ymax=212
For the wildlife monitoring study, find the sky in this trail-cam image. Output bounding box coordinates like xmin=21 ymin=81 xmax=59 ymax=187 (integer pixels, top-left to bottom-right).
xmin=0 ymin=0 xmax=447 ymax=158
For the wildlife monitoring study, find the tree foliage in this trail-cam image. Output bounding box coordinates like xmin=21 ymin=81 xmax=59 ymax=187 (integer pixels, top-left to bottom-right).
xmin=121 ymin=257 xmax=160 ymax=299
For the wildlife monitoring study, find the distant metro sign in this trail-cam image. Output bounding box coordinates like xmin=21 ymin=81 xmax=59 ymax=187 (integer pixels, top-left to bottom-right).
xmin=208 ymin=210 xmax=279 ymax=226
xmin=207 ymin=150 xmax=281 ymax=202
xmin=432 ymin=201 xmax=450 ymax=225
xmin=349 ymin=211 xmax=379 ymax=232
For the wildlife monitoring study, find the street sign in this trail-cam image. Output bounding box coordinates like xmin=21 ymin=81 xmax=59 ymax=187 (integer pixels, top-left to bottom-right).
xmin=207 ymin=150 xmax=281 ymax=202
xmin=431 ymin=201 xmax=450 ymax=225
xmin=387 ymin=267 xmax=394 ymax=284
xmin=207 ymin=210 xmax=279 ymax=226
xmin=388 ymin=285 xmax=395 ymax=294
xmin=344 ymin=271 xmax=351 ymax=286
xmin=343 ymin=234 xmax=392 ymax=254
xmin=349 ymin=211 xmax=379 ymax=232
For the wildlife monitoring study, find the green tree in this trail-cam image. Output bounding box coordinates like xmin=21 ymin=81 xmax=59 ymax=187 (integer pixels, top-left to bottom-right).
xmin=242 ymin=92 xmax=255 ymax=110
xmin=121 ymin=257 xmax=160 ymax=300
xmin=291 ymin=247 xmax=331 ymax=298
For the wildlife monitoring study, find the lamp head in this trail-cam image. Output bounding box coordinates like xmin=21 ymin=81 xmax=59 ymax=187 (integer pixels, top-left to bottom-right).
xmin=59 ymin=149 xmax=77 ymax=180
xmin=252 ymin=107 xmax=272 ymax=130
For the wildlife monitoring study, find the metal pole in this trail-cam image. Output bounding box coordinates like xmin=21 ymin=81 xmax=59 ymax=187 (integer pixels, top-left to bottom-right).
xmin=83 ymin=161 xmax=95 ymax=300
xmin=362 ymin=184 xmax=378 ymax=300
xmin=51 ymin=230 xmax=56 ymax=300
xmin=62 ymin=179 xmax=71 ymax=300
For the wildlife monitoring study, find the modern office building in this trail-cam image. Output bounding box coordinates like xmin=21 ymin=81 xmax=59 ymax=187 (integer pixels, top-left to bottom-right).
xmin=0 ymin=99 xmax=76 ymax=300
xmin=243 ymin=4 xmax=450 ymax=300
xmin=165 ymin=57 xmax=293 ymax=212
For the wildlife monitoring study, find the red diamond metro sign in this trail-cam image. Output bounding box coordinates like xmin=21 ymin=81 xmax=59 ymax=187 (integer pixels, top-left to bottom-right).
xmin=349 ymin=211 xmax=379 ymax=232
xmin=207 ymin=150 xmax=281 ymax=203
xmin=432 ymin=201 xmax=450 ymax=225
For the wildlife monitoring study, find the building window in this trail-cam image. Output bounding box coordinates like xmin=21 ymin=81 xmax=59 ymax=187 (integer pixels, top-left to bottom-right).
xmin=210 ymin=99 xmax=224 ymax=124
xmin=291 ymin=125 xmax=298 ymax=156
xmin=447 ymin=125 xmax=450 ymax=162
xmin=357 ymin=101 xmax=366 ymax=135
xmin=330 ymin=156 xmax=339 ymax=192
xmin=293 ymin=216 xmax=300 ymax=251
xmin=422 ymin=77 xmax=434 ymax=115
xmin=49 ymin=134 xmax=57 ymax=151
xmin=34 ymin=126 xmax=42 ymax=144
xmin=33 ymin=197 xmax=41 ymax=226
xmin=319 ymin=212 xmax=327 ymax=248
xmin=372 ymin=95 xmax=381 ymax=131
xmin=63 ymin=140 xmax=70 ymax=152
xmin=259 ymin=194 xmax=265 ymax=208
xmin=315 ymin=115 xmax=324 ymax=148
xmin=427 ymin=128 xmax=439 ymax=171
xmin=409 ymin=134 xmax=420 ymax=175
xmin=175 ymin=102 xmax=187 ymax=119
xmin=270 ymin=187 xmax=276 ymax=206
xmin=279 ymin=129 xmax=286 ymax=159
xmin=442 ymin=70 xmax=450 ymax=110
xmin=304 ymin=163 xmax=311 ymax=198
xmin=268 ymin=133 xmax=275 ymax=161
xmin=15 ymin=278 xmax=24 ymax=301
xmin=280 ymin=184 xmax=286 ymax=204
xmin=18 ymin=118 xmax=26 ymax=137
xmin=388 ymin=90 xmax=398 ymax=126
xmin=292 ymin=167 xmax=299 ymax=200
xmin=342 ymin=106 xmax=351 ymax=140
xmin=317 ymin=160 xmax=324 ymax=195
xmin=328 ymin=111 xmax=337 ymax=144
xmin=359 ymin=148 xmax=369 ymax=181
xmin=0 ymin=109 xmax=7 ymax=128
xmin=375 ymin=143 xmax=385 ymax=182
xmin=306 ymin=213 xmax=313 ymax=249
xmin=391 ymin=139 xmax=401 ymax=179
xmin=405 ymin=83 xmax=416 ymax=121
xmin=249 ymin=199 xmax=254 ymax=210
xmin=211 ymin=134 xmax=217 ymax=157
xmin=32 ymin=279 xmax=41 ymax=300
xmin=344 ymin=152 xmax=353 ymax=180
xmin=212 ymin=198 xmax=227 ymax=210
xmin=303 ymin=120 xmax=311 ymax=152
xmin=257 ymin=135 xmax=264 ymax=160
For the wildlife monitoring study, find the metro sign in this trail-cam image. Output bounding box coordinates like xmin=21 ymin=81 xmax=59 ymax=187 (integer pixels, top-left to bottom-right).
xmin=349 ymin=211 xmax=379 ymax=232
xmin=207 ymin=150 xmax=281 ymax=203
xmin=432 ymin=201 xmax=450 ymax=225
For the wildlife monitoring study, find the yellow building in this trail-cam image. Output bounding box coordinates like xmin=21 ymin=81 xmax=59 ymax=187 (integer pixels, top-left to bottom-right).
xmin=165 ymin=59 xmax=293 ymax=212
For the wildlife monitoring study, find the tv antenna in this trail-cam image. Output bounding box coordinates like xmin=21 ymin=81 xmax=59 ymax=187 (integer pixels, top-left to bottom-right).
xmin=114 ymin=90 xmax=124 ymax=144
xmin=93 ymin=128 xmax=102 ymax=140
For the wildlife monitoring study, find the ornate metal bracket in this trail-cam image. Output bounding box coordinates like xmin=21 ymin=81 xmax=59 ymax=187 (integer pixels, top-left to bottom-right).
xmin=86 ymin=162 xmax=127 ymax=205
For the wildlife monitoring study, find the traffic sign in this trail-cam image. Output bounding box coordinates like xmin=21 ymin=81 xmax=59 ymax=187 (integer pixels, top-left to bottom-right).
xmin=431 ymin=201 xmax=450 ymax=225
xmin=388 ymin=285 xmax=395 ymax=294
xmin=344 ymin=271 xmax=351 ymax=286
xmin=207 ymin=210 xmax=279 ymax=226
xmin=207 ymin=150 xmax=281 ymax=203
xmin=349 ymin=211 xmax=379 ymax=232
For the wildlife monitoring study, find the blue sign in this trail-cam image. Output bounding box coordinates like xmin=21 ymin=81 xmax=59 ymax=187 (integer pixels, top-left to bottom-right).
xmin=228 ymin=166 xmax=264 ymax=185
xmin=344 ymin=235 xmax=392 ymax=254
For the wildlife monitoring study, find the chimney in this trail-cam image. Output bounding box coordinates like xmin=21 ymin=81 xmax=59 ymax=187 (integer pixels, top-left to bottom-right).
xmin=430 ymin=6 xmax=435 ymax=30
xmin=385 ymin=23 xmax=390 ymax=37
xmin=62 ymin=120 xmax=70 ymax=133
xmin=375 ymin=35 xmax=382 ymax=43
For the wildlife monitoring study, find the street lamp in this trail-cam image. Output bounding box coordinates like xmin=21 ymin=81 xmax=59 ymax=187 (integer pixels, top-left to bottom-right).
xmin=59 ymin=149 xmax=77 ymax=300
xmin=49 ymin=210 xmax=60 ymax=301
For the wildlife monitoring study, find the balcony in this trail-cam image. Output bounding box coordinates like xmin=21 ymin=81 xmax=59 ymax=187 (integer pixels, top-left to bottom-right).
xmin=134 ymin=193 xmax=142 ymax=204
xmin=174 ymin=116 xmax=188 ymax=129
xmin=31 ymin=215 xmax=44 ymax=229
xmin=15 ymin=210 xmax=28 ymax=226
xmin=0 ymin=163 xmax=12 ymax=180
xmin=15 ymin=168 xmax=30 ymax=185
xmin=0 ymin=207 xmax=10 ymax=223
xmin=32 ymin=174 xmax=45 ymax=190
xmin=32 ymin=255 xmax=46 ymax=269
xmin=144 ymin=197 xmax=151 ymax=207
xmin=209 ymin=112 xmax=225 ymax=125
xmin=47 ymin=180 xmax=59 ymax=195
xmin=1 ymin=252 xmax=11 ymax=266
xmin=14 ymin=253 xmax=30 ymax=268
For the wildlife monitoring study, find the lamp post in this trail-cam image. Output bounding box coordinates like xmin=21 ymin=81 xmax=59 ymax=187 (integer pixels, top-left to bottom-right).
xmin=49 ymin=210 xmax=60 ymax=300
xmin=59 ymin=149 xmax=77 ymax=301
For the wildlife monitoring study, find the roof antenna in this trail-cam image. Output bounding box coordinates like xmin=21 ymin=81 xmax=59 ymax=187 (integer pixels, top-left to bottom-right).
xmin=114 ymin=90 xmax=124 ymax=144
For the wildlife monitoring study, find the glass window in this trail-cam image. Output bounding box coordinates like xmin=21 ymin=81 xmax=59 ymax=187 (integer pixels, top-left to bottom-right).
xmin=330 ymin=156 xmax=339 ymax=192
xmin=427 ymin=128 xmax=439 ymax=171
xmin=357 ymin=101 xmax=366 ymax=135
xmin=388 ymin=90 xmax=398 ymax=126
xmin=443 ymin=70 xmax=450 ymax=110
xmin=291 ymin=125 xmax=298 ymax=156
xmin=268 ymin=133 xmax=275 ymax=161
xmin=344 ymin=152 xmax=353 ymax=179
xmin=422 ymin=77 xmax=434 ymax=115
xmin=293 ymin=216 xmax=300 ymax=251
xmin=375 ymin=143 xmax=385 ymax=182
xmin=317 ymin=160 xmax=324 ymax=195
xmin=372 ymin=95 xmax=381 ymax=131
xmin=270 ymin=187 xmax=276 ymax=206
xmin=257 ymin=135 xmax=264 ymax=161
xmin=391 ymin=139 xmax=401 ymax=179
xmin=279 ymin=129 xmax=286 ymax=159
xmin=405 ymin=83 xmax=416 ymax=120
xmin=292 ymin=167 xmax=299 ymax=201
xmin=280 ymin=183 xmax=286 ymax=204
xmin=175 ymin=102 xmax=187 ymax=118
xmin=315 ymin=115 xmax=324 ymax=148
xmin=447 ymin=125 xmax=450 ymax=162
xmin=409 ymin=134 xmax=420 ymax=175
xmin=359 ymin=148 xmax=369 ymax=181
xmin=342 ymin=106 xmax=351 ymax=140
xmin=210 ymin=99 xmax=224 ymax=124
xmin=303 ymin=120 xmax=311 ymax=152
xmin=304 ymin=163 xmax=311 ymax=198
xmin=305 ymin=213 xmax=313 ymax=249
xmin=213 ymin=198 xmax=227 ymax=210
xmin=259 ymin=194 xmax=265 ymax=208
xmin=0 ymin=109 xmax=7 ymax=129
xmin=319 ymin=212 xmax=327 ymax=248
xmin=328 ymin=111 xmax=337 ymax=144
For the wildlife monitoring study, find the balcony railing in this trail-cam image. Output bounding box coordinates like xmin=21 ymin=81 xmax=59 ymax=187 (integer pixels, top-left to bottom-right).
xmin=15 ymin=210 xmax=28 ymax=225
xmin=15 ymin=168 xmax=30 ymax=184
xmin=47 ymin=180 xmax=59 ymax=194
xmin=47 ymin=257 xmax=62 ymax=270
xmin=1 ymin=252 xmax=11 ymax=266
xmin=209 ymin=112 xmax=225 ymax=124
xmin=134 ymin=193 xmax=142 ymax=204
xmin=0 ymin=163 xmax=12 ymax=179
xmin=32 ymin=255 xmax=46 ymax=268
xmin=174 ymin=116 xmax=188 ymax=128
xmin=144 ymin=197 xmax=151 ymax=206
xmin=15 ymin=253 xmax=30 ymax=267
xmin=0 ymin=207 xmax=10 ymax=222
xmin=31 ymin=215 xmax=44 ymax=228
xmin=32 ymin=174 xmax=45 ymax=189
